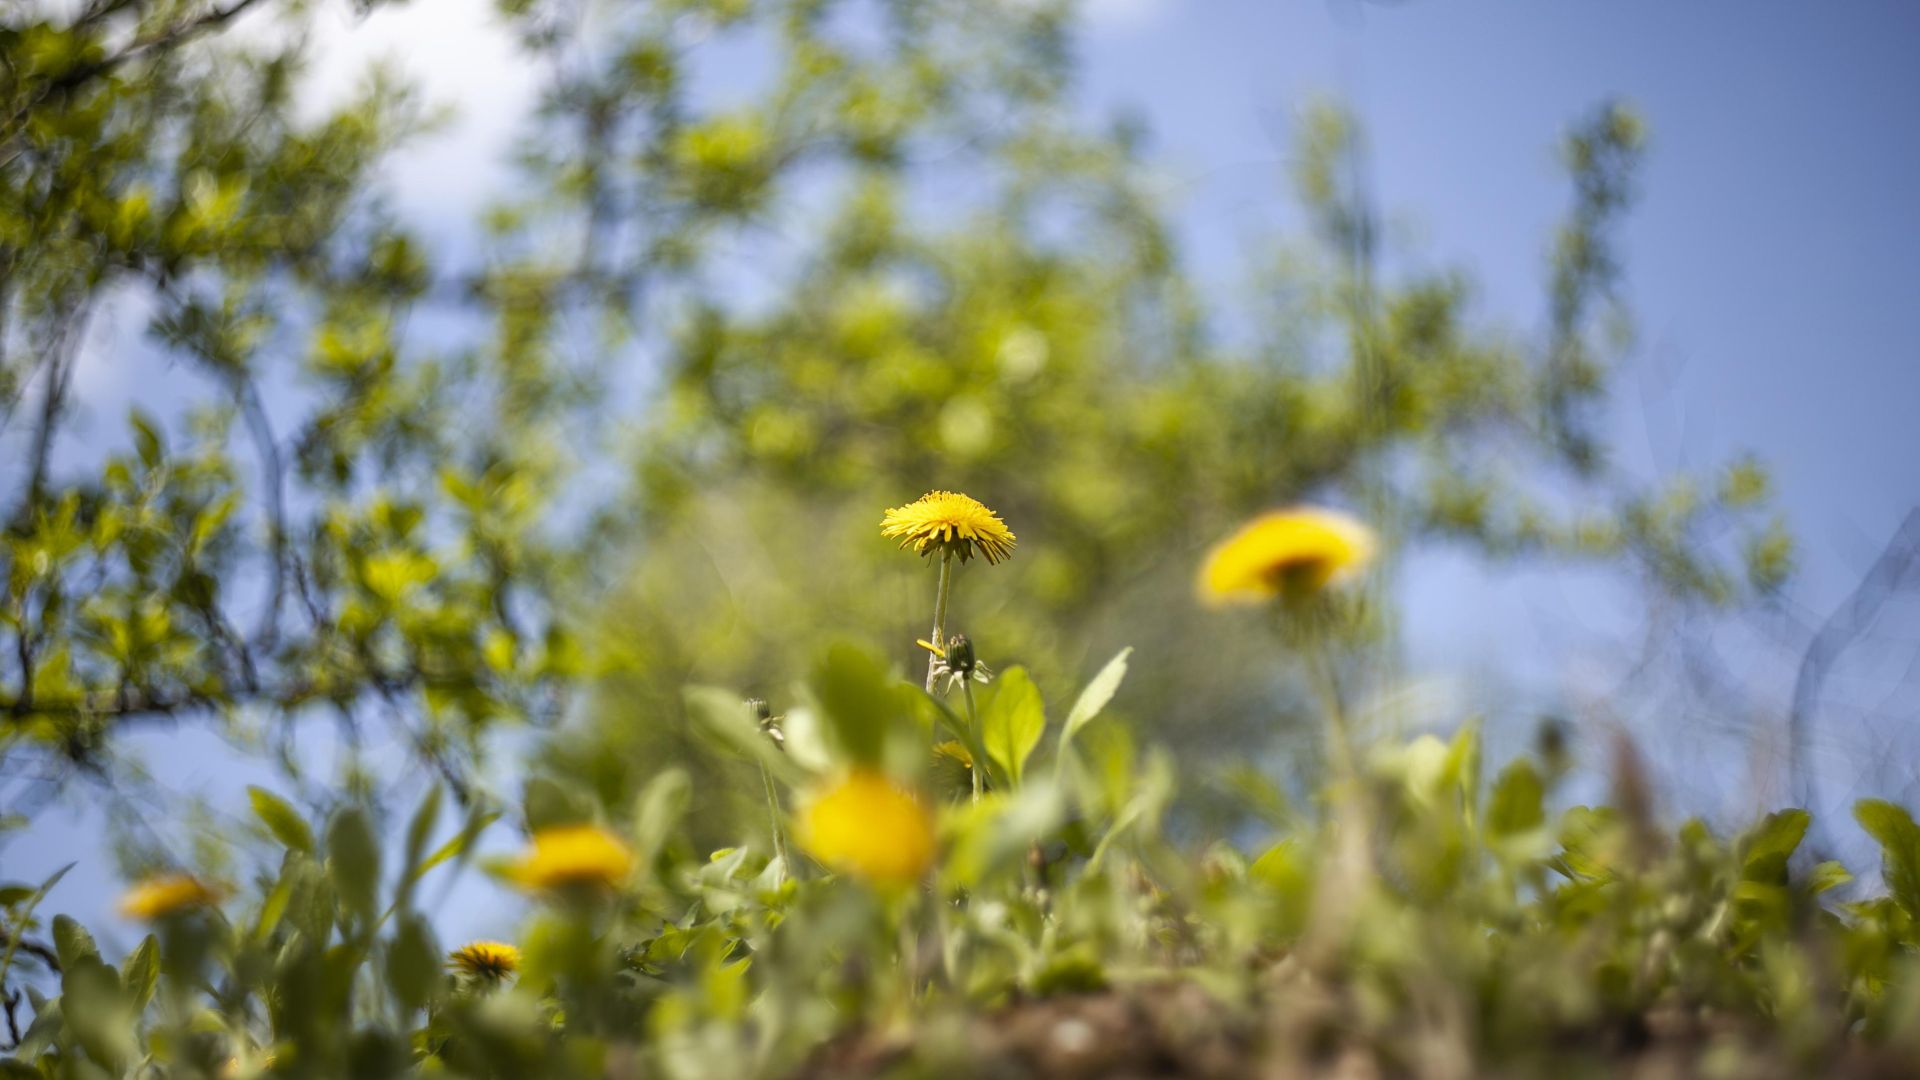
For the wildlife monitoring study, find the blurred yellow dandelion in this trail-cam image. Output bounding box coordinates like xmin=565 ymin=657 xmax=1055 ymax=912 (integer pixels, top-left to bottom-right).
xmin=1198 ymin=507 xmax=1376 ymax=606
xmin=509 ymin=823 xmax=635 ymax=891
xmin=118 ymin=872 xmax=222 ymax=921
xmin=799 ymin=769 xmax=937 ymax=888
xmin=449 ymin=940 xmax=521 ymax=982
xmin=881 ymin=490 xmax=1015 ymax=565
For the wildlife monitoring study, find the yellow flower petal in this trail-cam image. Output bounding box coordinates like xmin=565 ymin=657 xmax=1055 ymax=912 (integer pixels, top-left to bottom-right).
xmin=880 ymin=490 xmax=1016 ymax=565
xmin=118 ymin=872 xmax=222 ymax=921
xmin=1198 ymin=507 xmax=1376 ymax=606
xmin=508 ymin=823 xmax=635 ymax=892
xmin=449 ymin=940 xmax=521 ymax=981
xmin=799 ymin=769 xmax=936 ymax=889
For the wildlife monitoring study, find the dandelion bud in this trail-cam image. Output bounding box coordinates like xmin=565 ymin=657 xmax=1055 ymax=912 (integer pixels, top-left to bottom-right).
xmin=944 ymin=634 xmax=977 ymax=677
xmin=748 ymin=697 xmax=785 ymax=748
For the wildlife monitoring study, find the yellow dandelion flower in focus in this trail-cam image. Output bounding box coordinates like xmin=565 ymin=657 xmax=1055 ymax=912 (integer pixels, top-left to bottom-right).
xmin=118 ymin=872 xmax=222 ymax=921
xmin=508 ymin=823 xmax=635 ymax=892
xmin=881 ymin=490 xmax=1016 ymax=565
xmin=799 ymin=770 xmax=937 ymax=889
xmin=449 ymin=940 xmax=521 ymax=982
xmin=1198 ymin=507 xmax=1377 ymax=606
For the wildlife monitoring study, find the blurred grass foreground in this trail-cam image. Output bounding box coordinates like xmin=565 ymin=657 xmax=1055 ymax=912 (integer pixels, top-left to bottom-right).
xmin=0 ymin=1 xmax=1909 ymax=1078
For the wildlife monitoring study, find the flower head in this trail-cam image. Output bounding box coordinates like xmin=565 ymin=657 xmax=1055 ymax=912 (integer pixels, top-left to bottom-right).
xmin=1198 ymin=507 xmax=1376 ymax=606
xmin=918 ymin=633 xmax=993 ymax=692
xmin=118 ymin=872 xmax=223 ymax=921
xmin=449 ymin=940 xmax=521 ymax=983
xmin=881 ymin=490 xmax=1015 ymax=565
xmin=508 ymin=823 xmax=635 ymax=892
xmin=799 ymin=769 xmax=937 ymax=889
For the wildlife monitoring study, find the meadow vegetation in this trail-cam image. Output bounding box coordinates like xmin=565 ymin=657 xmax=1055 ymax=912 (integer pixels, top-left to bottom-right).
xmin=0 ymin=1 xmax=1891 ymax=1077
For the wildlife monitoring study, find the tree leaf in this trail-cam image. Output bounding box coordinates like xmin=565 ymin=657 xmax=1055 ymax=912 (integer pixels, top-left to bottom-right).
xmin=1855 ymin=799 xmax=1920 ymax=915
xmin=327 ymin=806 xmax=382 ymax=925
xmin=403 ymin=785 xmax=444 ymax=881
xmin=52 ymin=913 xmax=99 ymax=970
xmin=249 ymin=786 xmax=315 ymax=854
xmin=408 ymin=808 xmax=501 ymax=886
xmin=1738 ymin=808 xmax=1810 ymax=884
xmin=1486 ymin=760 xmax=1545 ymax=839
xmin=387 ymin=913 xmax=440 ymax=1012
xmin=121 ymin=934 xmax=159 ymax=1012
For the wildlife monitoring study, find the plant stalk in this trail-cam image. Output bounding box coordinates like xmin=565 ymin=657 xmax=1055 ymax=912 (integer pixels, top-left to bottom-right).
xmin=759 ymin=760 xmax=788 ymax=879
xmin=961 ymin=679 xmax=984 ymax=802
xmin=924 ymin=549 xmax=955 ymax=692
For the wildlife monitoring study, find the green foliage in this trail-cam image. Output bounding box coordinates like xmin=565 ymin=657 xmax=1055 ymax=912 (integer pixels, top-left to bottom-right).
xmin=6 ymin=644 xmax=1920 ymax=1075
xmin=0 ymin=0 xmax=1867 ymax=1076
xmin=2 ymin=0 xmax=581 ymax=830
xmin=978 ymin=666 xmax=1044 ymax=785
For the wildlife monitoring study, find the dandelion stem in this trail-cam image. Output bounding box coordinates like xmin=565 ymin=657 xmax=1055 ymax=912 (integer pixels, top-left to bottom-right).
xmin=924 ymin=549 xmax=955 ymax=692
xmin=1307 ymin=640 xmax=1357 ymax=783
xmin=961 ymin=679 xmax=984 ymax=803
xmin=759 ymin=760 xmax=788 ymax=879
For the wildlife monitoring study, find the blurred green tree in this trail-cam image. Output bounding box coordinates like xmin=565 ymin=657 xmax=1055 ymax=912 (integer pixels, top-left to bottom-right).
xmin=0 ymin=0 xmax=582 ymax=829
xmin=0 ymin=0 xmax=1789 ymax=847
xmin=485 ymin=1 xmax=1790 ymax=839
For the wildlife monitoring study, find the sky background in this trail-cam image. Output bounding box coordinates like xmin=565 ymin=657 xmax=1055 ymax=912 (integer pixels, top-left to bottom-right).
xmin=12 ymin=0 xmax=1920 ymax=954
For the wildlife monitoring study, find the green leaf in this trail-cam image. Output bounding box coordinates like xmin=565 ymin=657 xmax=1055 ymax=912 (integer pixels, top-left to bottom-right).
xmin=524 ymin=776 xmax=590 ymax=833
xmin=1739 ymin=808 xmax=1810 ymax=884
xmin=121 ymin=934 xmax=159 ymax=1012
xmin=1486 ymin=760 xmax=1545 ymax=839
xmin=387 ymin=913 xmax=440 ymax=1012
xmin=249 ymin=786 xmax=315 ymax=854
xmin=188 ymin=492 xmax=239 ymax=558
xmin=685 ymin=686 xmax=804 ymax=785
xmin=1807 ymin=860 xmax=1852 ymax=895
xmin=52 ymin=913 xmax=98 ymax=970
xmin=61 ymin=956 xmax=132 ymax=1070
xmin=256 ymin=869 xmax=295 ymax=941
xmin=408 ymin=808 xmax=500 ymax=886
xmin=0 ymin=863 xmax=71 ymax=986
xmin=403 ymin=785 xmax=444 ymax=880
xmin=287 ymin=858 xmax=336 ymax=945
xmin=981 ymin=666 xmax=1046 ymax=786
xmin=1855 ymin=799 xmax=1920 ymax=915
xmin=130 ymin=410 xmax=165 ymax=468
xmin=1853 ymin=798 xmax=1917 ymax=850
xmin=633 ymin=768 xmax=692 ymax=873
xmin=327 ymin=807 xmax=382 ymax=924
xmin=1250 ymin=839 xmax=1310 ymax=899
xmin=1058 ymin=647 xmax=1131 ymax=757
xmin=807 ymin=643 xmax=901 ymax=766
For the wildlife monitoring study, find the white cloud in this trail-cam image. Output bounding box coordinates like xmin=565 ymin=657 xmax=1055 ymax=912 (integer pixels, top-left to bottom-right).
xmin=301 ymin=0 xmax=538 ymax=238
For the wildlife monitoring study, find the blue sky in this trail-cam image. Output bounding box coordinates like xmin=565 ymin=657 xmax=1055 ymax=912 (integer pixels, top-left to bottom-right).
xmin=11 ymin=0 xmax=1919 ymax=952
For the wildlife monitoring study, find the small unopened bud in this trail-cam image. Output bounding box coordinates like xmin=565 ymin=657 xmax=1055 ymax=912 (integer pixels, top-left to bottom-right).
xmin=944 ymin=634 xmax=977 ymax=677
xmin=747 ymin=697 xmax=784 ymax=749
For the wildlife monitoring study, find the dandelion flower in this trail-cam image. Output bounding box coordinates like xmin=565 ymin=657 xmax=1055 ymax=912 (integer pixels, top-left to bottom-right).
xmin=881 ymin=490 xmax=1016 ymax=565
xmin=118 ymin=872 xmax=222 ymax=921
xmin=918 ymin=632 xmax=993 ymax=691
xmin=449 ymin=940 xmax=521 ymax=982
xmin=1198 ymin=507 xmax=1376 ymax=606
xmin=799 ymin=769 xmax=937 ymax=889
xmin=508 ymin=823 xmax=635 ymax=892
